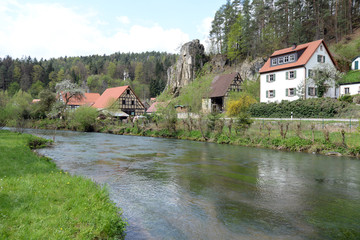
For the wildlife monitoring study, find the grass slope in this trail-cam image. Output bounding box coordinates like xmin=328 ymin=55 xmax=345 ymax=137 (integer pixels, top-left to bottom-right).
xmin=0 ymin=130 xmax=126 ymax=239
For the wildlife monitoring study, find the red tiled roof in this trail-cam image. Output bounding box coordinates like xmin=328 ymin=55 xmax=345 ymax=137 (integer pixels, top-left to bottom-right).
xmin=68 ymin=93 xmax=100 ymax=106
xmin=259 ymin=39 xmax=336 ymax=74
xmin=92 ymin=86 xmax=129 ymax=109
xmin=210 ymin=73 xmax=240 ymax=98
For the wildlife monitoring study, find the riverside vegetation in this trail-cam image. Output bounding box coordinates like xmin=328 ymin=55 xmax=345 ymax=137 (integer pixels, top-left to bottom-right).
xmin=0 ymin=130 xmax=126 ymax=239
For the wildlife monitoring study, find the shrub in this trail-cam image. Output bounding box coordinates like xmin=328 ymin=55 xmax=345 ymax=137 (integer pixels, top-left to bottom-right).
xmin=353 ymin=94 xmax=360 ymax=104
xmin=69 ymin=106 xmax=98 ymax=132
xmin=249 ymin=98 xmax=349 ymax=118
xmin=339 ymin=94 xmax=354 ymax=103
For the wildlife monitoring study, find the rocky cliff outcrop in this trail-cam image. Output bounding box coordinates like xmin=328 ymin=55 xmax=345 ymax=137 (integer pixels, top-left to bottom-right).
xmin=166 ymin=39 xmax=206 ymax=95
xmin=235 ymin=57 xmax=266 ymax=80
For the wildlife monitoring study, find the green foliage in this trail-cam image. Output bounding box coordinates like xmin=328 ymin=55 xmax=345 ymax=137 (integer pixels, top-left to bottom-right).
xmin=339 ymin=94 xmax=354 ymax=103
xmin=69 ymin=106 xmax=98 ymax=132
xmin=29 ymin=80 xmax=44 ymax=98
xmin=249 ymin=98 xmax=350 ymax=118
xmin=311 ymin=64 xmax=344 ymax=97
xmin=235 ymin=112 xmax=253 ymax=133
xmin=7 ymin=82 xmax=20 ymax=96
xmin=0 ymin=130 xmax=126 ymax=239
xmin=242 ymin=77 xmax=260 ymax=101
xmin=339 ymin=70 xmax=360 ymax=84
xmin=176 ymin=74 xmax=213 ymax=113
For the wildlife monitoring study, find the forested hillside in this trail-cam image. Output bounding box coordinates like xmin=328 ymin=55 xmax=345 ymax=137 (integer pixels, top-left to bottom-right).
xmin=0 ymin=52 xmax=176 ymax=99
xmin=209 ymin=0 xmax=359 ymax=62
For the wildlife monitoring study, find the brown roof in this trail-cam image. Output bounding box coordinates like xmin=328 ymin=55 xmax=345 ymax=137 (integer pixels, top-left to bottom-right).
xmin=259 ymin=39 xmax=337 ymax=74
xmin=210 ymin=73 xmax=240 ymax=98
xmin=92 ymin=86 xmax=129 ymax=109
xmin=68 ymin=93 xmax=100 ymax=106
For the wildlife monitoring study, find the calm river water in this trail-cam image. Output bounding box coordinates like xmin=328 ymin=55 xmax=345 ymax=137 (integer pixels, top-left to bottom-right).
xmin=25 ymin=129 xmax=360 ymax=239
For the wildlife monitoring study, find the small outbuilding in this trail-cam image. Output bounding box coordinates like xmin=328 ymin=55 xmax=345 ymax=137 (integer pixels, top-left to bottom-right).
xmin=339 ymin=82 xmax=360 ymax=96
xmin=202 ymin=72 xmax=243 ymax=113
xmin=352 ymin=56 xmax=360 ymax=70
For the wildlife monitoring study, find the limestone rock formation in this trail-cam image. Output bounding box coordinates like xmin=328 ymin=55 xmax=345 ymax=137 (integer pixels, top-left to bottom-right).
xmin=166 ymin=39 xmax=206 ymax=95
xmin=235 ymin=57 xmax=266 ymax=80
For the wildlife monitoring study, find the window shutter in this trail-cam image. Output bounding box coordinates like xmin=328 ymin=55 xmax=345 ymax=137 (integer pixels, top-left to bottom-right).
xmin=294 ymin=88 xmax=297 ymax=95
xmin=285 ymin=88 xmax=288 ymax=96
xmin=286 ymin=72 xmax=288 ymax=80
xmin=315 ymin=88 xmax=318 ymax=96
xmin=294 ymin=70 xmax=297 ymax=78
xmin=323 ymin=56 xmax=325 ymax=63
xmin=308 ymin=87 xmax=311 ymax=95
xmin=274 ymin=90 xmax=276 ymax=97
xmin=266 ymin=75 xmax=269 ymax=82
xmin=266 ymin=90 xmax=268 ymax=98
xmin=274 ymin=74 xmax=276 ymax=81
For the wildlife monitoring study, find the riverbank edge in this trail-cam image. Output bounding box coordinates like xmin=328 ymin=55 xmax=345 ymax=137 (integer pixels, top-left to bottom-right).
xmin=11 ymin=119 xmax=360 ymax=159
xmin=0 ymin=130 xmax=127 ymax=239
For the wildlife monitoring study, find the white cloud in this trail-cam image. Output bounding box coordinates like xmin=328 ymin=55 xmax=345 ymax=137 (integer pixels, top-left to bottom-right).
xmin=116 ymin=16 xmax=130 ymax=25
xmin=196 ymin=17 xmax=213 ymax=53
xmin=0 ymin=1 xmax=189 ymax=59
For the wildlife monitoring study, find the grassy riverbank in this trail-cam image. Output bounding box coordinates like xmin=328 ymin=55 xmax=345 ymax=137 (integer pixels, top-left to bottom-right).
xmin=0 ymin=130 xmax=126 ymax=239
xmin=17 ymin=117 xmax=360 ymax=158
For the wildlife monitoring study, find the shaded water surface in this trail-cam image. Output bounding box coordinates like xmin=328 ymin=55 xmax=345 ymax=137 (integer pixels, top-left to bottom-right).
xmin=27 ymin=129 xmax=360 ymax=239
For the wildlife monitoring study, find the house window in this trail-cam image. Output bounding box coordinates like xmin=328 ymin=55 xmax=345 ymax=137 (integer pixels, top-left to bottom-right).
xmin=266 ymin=74 xmax=275 ymax=82
xmin=320 ymin=45 xmax=323 ymax=51
xmin=266 ymin=90 xmax=275 ymax=98
xmin=122 ymin=100 xmax=126 ymax=105
xmin=286 ymin=88 xmax=296 ymax=97
xmin=286 ymin=70 xmax=296 ymax=80
xmin=345 ymin=87 xmax=350 ymax=94
xmin=127 ymin=89 xmax=130 ymax=95
xmin=317 ymin=55 xmax=325 ymax=63
xmin=308 ymin=87 xmax=317 ymax=96
xmin=308 ymin=69 xmax=313 ymax=78
xmin=289 ymin=54 xmax=295 ymax=62
xmin=272 ymin=58 xmax=277 ymax=65
xmin=278 ymin=57 xmax=284 ymax=64
xmin=131 ymin=100 xmax=135 ymax=105
xmin=284 ymin=56 xmax=289 ymax=63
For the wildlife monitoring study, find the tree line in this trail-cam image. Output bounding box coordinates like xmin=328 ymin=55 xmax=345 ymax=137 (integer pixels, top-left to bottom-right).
xmin=209 ymin=0 xmax=360 ymax=61
xmin=0 ymin=52 xmax=177 ymax=99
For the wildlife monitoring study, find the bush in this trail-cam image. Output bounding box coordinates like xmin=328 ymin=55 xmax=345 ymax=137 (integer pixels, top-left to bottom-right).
xmin=69 ymin=106 xmax=98 ymax=132
xmin=353 ymin=94 xmax=360 ymax=104
xmin=249 ymin=98 xmax=350 ymax=118
xmin=339 ymin=95 xmax=354 ymax=103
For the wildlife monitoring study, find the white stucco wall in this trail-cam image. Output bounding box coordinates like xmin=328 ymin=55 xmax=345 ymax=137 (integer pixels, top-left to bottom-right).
xmin=352 ymin=56 xmax=360 ymax=70
xmin=260 ymin=67 xmax=305 ymax=103
xmin=340 ymin=83 xmax=360 ymax=95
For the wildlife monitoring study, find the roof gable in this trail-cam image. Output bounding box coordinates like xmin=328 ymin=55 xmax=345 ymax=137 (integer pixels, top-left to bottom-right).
xmin=92 ymin=86 xmax=128 ymax=109
xmin=68 ymin=93 xmax=100 ymax=106
xmin=210 ymin=73 xmax=242 ymax=98
xmin=259 ymin=39 xmax=336 ymax=74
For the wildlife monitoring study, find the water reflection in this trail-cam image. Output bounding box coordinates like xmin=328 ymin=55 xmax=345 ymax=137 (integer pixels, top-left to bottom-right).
xmin=19 ymin=128 xmax=360 ymax=240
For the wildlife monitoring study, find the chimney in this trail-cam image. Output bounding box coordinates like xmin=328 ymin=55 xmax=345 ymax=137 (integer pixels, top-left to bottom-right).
xmin=292 ymin=43 xmax=297 ymax=50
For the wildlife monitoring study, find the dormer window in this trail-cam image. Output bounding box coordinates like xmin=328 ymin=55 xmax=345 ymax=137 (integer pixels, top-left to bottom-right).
xmin=289 ymin=54 xmax=295 ymax=62
xmin=278 ymin=57 xmax=284 ymax=64
xmin=272 ymin=58 xmax=277 ymax=65
xmin=284 ymin=56 xmax=289 ymax=63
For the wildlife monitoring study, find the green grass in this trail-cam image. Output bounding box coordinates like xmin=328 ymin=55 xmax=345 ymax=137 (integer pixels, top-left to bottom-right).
xmin=339 ymin=70 xmax=360 ymax=84
xmin=0 ymin=130 xmax=126 ymax=239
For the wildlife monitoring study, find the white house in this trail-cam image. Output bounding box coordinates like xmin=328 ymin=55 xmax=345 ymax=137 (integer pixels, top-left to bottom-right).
xmin=259 ymin=40 xmax=337 ymax=103
xmin=339 ymin=82 xmax=360 ymax=96
xmin=351 ymin=56 xmax=360 ymax=70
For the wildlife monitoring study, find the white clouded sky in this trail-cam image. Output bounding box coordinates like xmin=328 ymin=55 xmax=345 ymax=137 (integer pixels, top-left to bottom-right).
xmin=0 ymin=0 xmax=224 ymax=59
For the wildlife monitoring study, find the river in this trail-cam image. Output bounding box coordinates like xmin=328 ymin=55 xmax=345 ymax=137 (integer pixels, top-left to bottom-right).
xmin=24 ymin=129 xmax=360 ymax=239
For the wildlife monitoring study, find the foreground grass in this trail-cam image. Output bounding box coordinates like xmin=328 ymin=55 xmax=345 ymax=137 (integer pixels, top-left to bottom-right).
xmin=0 ymin=130 xmax=126 ymax=239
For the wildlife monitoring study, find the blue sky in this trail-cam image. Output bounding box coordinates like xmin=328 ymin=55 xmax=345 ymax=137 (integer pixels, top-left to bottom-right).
xmin=0 ymin=0 xmax=225 ymax=59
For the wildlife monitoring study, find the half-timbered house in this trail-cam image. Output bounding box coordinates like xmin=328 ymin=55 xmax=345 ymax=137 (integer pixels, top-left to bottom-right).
xmin=93 ymin=86 xmax=145 ymax=116
xmin=202 ymin=72 xmax=243 ymax=113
